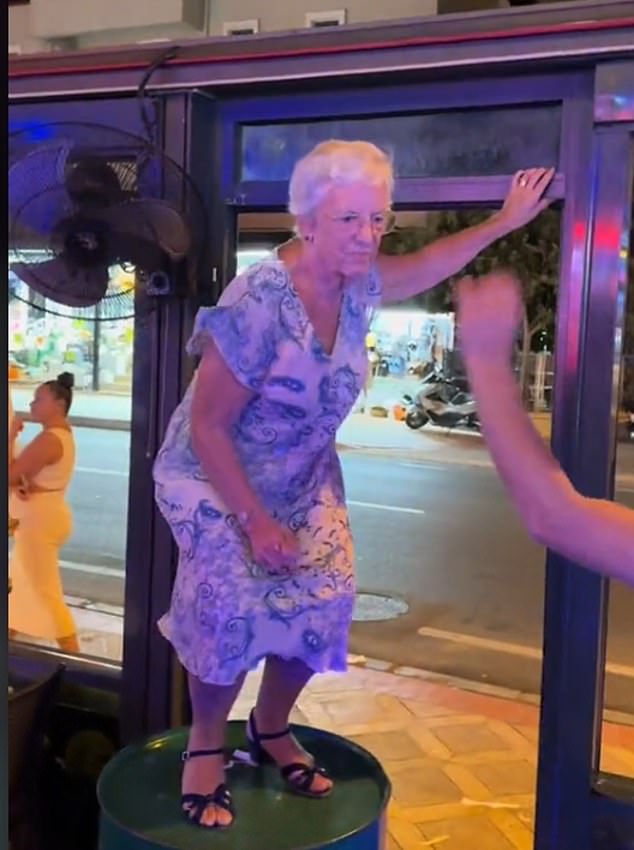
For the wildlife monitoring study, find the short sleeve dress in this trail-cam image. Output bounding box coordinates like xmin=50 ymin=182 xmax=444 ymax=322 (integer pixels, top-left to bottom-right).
xmin=153 ymin=257 xmax=381 ymax=685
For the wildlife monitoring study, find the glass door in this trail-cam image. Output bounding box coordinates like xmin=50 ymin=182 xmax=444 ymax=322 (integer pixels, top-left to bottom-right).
xmin=220 ymin=74 xmax=575 ymax=843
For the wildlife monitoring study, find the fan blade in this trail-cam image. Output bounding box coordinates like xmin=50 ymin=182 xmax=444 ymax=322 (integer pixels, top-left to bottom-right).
xmin=9 ymin=142 xmax=72 ymax=233
xmin=10 ymin=258 xmax=109 ymax=308
xmin=96 ymin=199 xmax=192 ymax=261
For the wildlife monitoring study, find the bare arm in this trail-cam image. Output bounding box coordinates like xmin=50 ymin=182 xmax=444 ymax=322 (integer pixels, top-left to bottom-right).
xmin=190 ymin=340 xmax=299 ymax=568
xmin=466 ymin=360 xmax=634 ymax=583
xmin=190 ymin=340 xmax=264 ymax=523
xmin=378 ymin=168 xmax=554 ymax=305
xmin=458 ymin=273 xmax=634 ymax=586
xmin=9 ymin=431 xmax=63 ymax=487
xmin=378 ymin=213 xmax=508 ymax=304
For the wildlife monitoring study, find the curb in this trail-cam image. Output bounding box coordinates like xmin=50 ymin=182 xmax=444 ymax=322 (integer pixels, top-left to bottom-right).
xmin=338 ymin=442 xmax=634 ymax=484
xmin=17 ymin=413 xmax=634 ymax=484
xmin=347 ymin=654 xmax=634 ymax=728
xmin=68 ymin=416 xmax=129 ymax=431
xmin=61 ymin=593 xmax=634 ymax=729
xmin=61 ymin=585 xmax=634 ymax=726
xmin=337 ymin=442 xmax=492 ymax=468
xmin=17 ymin=411 xmax=130 ymax=431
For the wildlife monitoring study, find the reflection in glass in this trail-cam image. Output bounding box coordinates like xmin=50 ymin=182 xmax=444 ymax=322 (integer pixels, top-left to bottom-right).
xmin=241 ymin=105 xmax=561 ymax=181
xmin=9 ymin=260 xmax=135 ymax=394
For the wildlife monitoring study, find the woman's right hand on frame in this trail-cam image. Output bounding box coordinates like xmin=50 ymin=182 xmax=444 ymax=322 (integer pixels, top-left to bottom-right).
xmin=244 ymin=511 xmax=301 ymax=574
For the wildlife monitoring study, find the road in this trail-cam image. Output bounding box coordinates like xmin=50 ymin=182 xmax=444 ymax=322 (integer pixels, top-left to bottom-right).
xmin=18 ymin=424 xmax=634 ymax=712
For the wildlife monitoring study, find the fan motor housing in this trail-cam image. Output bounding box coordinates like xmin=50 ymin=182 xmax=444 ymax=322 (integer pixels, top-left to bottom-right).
xmin=57 ymin=218 xmax=111 ymax=268
xmin=145 ymin=270 xmax=173 ymax=297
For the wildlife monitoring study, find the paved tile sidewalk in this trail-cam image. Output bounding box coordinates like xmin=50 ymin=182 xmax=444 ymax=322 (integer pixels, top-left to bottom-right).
xmin=16 ymin=600 xmax=631 ymax=850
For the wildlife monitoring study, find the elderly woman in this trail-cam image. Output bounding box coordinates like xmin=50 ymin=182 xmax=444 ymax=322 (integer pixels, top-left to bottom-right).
xmin=153 ymin=139 xmax=552 ymax=829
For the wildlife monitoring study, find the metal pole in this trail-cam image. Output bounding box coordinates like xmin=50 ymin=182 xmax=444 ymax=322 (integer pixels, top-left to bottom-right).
xmin=92 ymin=303 xmax=101 ymax=391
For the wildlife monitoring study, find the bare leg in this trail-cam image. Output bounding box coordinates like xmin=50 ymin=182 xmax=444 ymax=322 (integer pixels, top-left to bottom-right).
xmin=253 ymin=655 xmax=332 ymax=794
xmin=58 ymin=633 xmax=80 ymax=653
xmin=183 ymin=671 xmax=245 ymax=827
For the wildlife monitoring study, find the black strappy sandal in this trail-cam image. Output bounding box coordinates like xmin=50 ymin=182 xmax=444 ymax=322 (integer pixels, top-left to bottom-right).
xmin=180 ymin=748 xmax=235 ymax=829
xmin=246 ymin=710 xmax=332 ymax=799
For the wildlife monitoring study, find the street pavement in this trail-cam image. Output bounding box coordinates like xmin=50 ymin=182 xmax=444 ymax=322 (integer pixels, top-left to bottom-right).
xmin=16 ymin=422 xmax=634 ymax=713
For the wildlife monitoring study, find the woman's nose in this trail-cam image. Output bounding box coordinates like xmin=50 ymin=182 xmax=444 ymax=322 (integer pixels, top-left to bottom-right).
xmin=356 ymin=220 xmax=374 ymax=242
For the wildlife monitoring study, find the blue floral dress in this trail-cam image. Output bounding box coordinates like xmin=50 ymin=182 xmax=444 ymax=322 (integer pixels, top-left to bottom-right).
xmin=153 ymin=257 xmax=381 ymax=685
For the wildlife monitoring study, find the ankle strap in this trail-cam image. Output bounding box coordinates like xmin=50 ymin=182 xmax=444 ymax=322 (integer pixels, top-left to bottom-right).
xmin=248 ymin=709 xmax=291 ymax=742
xmin=181 ymin=747 xmax=225 ymax=762
xmin=252 ymin=725 xmax=291 ymax=742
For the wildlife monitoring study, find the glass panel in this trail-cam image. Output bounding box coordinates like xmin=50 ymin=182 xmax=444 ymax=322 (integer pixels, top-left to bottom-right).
xmin=236 ymin=205 xmax=563 ymax=835
xmin=6 ymin=107 xmax=161 ymax=666
xmin=241 ymin=104 xmax=561 ymax=182
xmin=8 ymin=262 xmax=131 ymax=664
xmin=601 ymin=183 xmax=634 ymax=779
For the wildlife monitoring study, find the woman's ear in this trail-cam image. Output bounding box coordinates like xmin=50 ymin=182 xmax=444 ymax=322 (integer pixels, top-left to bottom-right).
xmin=295 ymin=212 xmax=316 ymax=243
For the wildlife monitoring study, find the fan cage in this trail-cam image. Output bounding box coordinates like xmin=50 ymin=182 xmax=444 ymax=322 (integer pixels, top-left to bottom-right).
xmin=8 ymin=250 xmax=137 ymax=321
xmin=8 ymin=122 xmax=209 ymax=321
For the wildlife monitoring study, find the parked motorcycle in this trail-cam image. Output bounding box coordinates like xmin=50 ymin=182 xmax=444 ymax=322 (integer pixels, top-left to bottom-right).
xmin=401 ymin=370 xmax=444 ymax=429
xmin=404 ymin=373 xmax=480 ymax=432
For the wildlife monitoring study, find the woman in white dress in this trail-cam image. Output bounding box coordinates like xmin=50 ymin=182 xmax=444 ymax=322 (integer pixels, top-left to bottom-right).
xmin=9 ymin=372 xmax=79 ymax=653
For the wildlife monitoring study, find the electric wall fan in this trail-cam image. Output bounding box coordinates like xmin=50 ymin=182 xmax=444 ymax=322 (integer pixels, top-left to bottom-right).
xmin=8 ymin=121 xmax=208 ymax=322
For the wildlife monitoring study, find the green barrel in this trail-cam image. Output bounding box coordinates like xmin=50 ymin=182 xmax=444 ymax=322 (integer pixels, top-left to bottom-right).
xmin=98 ymin=721 xmax=391 ymax=850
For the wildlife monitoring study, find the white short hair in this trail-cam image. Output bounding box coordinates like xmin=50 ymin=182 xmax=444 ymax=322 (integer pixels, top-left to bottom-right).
xmin=288 ymin=139 xmax=394 ymax=216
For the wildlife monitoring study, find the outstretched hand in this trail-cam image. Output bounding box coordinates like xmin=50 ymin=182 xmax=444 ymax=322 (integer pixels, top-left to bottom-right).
xmin=497 ymin=168 xmax=555 ymax=233
xmin=457 ymin=272 xmax=524 ymax=362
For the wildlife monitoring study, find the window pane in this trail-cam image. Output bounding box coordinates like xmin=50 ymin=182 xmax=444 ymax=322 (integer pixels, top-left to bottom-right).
xmin=8 ymin=265 xmax=131 ymax=664
xmin=601 ymin=184 xmax=634 ymax=780
xmin=235 ymin=206 xmax=565 ymax=836
xmin=241 ymin=104 xmax=561 ymax=182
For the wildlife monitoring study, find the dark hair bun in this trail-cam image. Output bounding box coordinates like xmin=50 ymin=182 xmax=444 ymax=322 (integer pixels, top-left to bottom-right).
xmin=57 ymin=372 xmax=75 ymax=390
